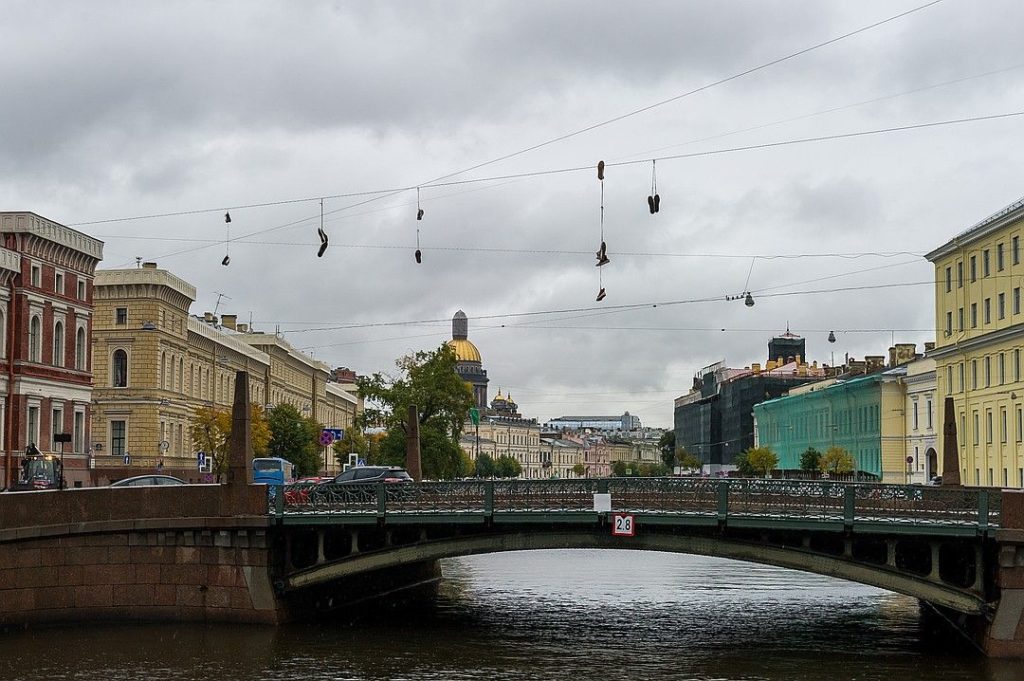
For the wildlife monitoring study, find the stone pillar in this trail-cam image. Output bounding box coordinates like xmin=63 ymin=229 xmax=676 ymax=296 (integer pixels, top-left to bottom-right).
xmin=227 ymin=370 xmax=253 ymax=486
xmin=406 ymin=404 xmax=422 ymax=482
xmin=942 ymin=396 xmax=962 ymax=486
xmin=985 ymin=490 xmax=1024 ymax=656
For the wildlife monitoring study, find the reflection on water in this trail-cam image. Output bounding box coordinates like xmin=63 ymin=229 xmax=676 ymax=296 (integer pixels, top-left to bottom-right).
xmin=0 ymin=550 xmax=1014 ymax=681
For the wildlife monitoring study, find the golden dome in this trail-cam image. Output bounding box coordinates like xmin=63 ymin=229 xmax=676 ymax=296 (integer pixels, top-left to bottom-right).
xmin=447 ymin=338 xmax=481 ymax=363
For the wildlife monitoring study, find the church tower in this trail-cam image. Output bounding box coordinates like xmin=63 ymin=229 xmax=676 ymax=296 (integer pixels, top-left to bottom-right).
xmin=447 ymin=310 xmax=489 ymax=410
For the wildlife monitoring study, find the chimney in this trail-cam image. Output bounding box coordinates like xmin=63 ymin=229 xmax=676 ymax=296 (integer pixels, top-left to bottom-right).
xmin=221 ymin=314 xmax=237 ymax=331
xmin=751 ymin=362 xmax=761 ymax=374
xmin=895 ymin=343 xmax=917 ymax=365
xmin=888 ymin=347 xmax=897 ymax=367
xmin=236 ymin=323 xmax=248 ymax=333
xmin=203 ymin=312 xmax=214 ymax=323
xmin=924 ymin=341 xmax=935 ymax=353
xmin=865 ymin=355 xmax=885 ymax=373
xmin=142 ymin=262 xmax=158 ymax=269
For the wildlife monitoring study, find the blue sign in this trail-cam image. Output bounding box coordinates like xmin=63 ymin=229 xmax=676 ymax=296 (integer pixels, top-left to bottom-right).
xmin=123 ymin=453 xmax=131 ymax=465
xmin=197 ymin=451 xmax=207 ymax=470
xmin=324 ymin=428 xmax=345 ymax=440
xmin=357 ymin=458 xmax=366 ymax=467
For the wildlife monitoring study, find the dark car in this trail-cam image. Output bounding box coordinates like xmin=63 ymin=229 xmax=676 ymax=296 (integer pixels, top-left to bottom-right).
xmin=110 ymin=475 xmax=186 ymax=487
xmin=331 ymin=466 xmax=412 ymax=485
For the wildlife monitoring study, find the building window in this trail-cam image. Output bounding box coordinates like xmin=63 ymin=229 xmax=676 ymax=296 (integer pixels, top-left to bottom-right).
xmin=972 ymin=360 xmax=978 ymax=390
xmin=998 ymin=243 xmax=1005 ymax=271
xmin=115 ymin=307 xmax=127 ymax=325
xmin=945 ymin=312 xmax=952 ymax=336
xmin=957 ymin=261 xmax=963 ymax=288
xmin=984 ymin=298 xmax=991 ymax=324
xmin=913 ymin=402 xmax=919 ymax=431
xmin=112 ymin=349 xmax=128 ymax=387
xmin=75 ymin=327 xmax=86 ymax=370
xmin=1001 ymin=408 xmax=1008 ymax=443
xmin=1015 ymin=236 xmax=1021 ymax=265
xmin=55 ymin=272 xmax=64 ymax=295
xmin=945 ymin=366 xmax=952 ymax=393
xmin=1018 ymin=408 xmax=1023 ymax=442
xmin=973 ymin=411 xmax=980 ymax=446
xmin=958 ymin=307 xmax=964 ymax=332
xmin=1016 ymin=288 xmax=1021 ymax=315
xmin=77 ymin=279 xmax=85 ymax=299
xmin=927 ymin=399 xmax=933 ymax=430
xmin=1000 ymin=353 xmax=1006 ymax=384
xmin=970 ymin=303 xmax=977 ymax=328
xmin=970 ymin=256 xmax=977 ymax=282
xmin=52 ymin=321 xmax=64 ymax=367
xmin=74 ymin=411 xmax=84 ymax=454
xmin=945 ymin=266 xmax=952 ymax=293
xmin=110 ymin=420 xmax=126 ymax=457
xmin=959 ymin=362 xmax=965 ymax=392
xmin=51 ymin=407 xmax=63 ymax=447
xmin=28 ymin=315 xmax=41 ymax=362
xmin=986 ymin=410 xmax=993 ymax=444
xmin=984 ymin=249 xmax=991 ymax=277
xmin=985 ymin=356 xmax=991 ymax=387
xmin=1017 ymin=349 xmax=1022 ymax=382
xmin=999 ymin=293 xmax=1006 ymax=320
xmin=30 ymin=265 xmax=40 ymax=287
xmin=27 ymin=406 xmax=40 ymax=449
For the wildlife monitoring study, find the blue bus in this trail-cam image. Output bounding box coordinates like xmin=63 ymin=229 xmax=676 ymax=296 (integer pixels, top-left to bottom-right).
xmin=252 ymin=457 xmax=295 ymax=486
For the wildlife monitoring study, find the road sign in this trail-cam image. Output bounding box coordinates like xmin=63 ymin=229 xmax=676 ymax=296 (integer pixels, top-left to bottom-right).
xmin=319 ymin=431 xmax=335 ymax=446
xmin=612 ymin=514 xmax=635 ymax=537
xmin=197 ymin=451 xmax=207 ymax=470
xmin=123 ymin=453 xmax=131 ymax=466
xmin=906 ymin=455 xmax=914 ymax=464
xmin=469 ymin=407 xmax=480 ymax=426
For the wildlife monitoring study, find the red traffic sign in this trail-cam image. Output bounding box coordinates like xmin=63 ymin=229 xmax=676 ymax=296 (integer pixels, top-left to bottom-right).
xmin=611 ymin=514 xmax=635 ymax=537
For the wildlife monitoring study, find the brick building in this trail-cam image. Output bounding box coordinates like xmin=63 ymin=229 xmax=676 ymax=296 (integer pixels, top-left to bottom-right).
xmin=0 ymin=212 xmax=103 ymax=489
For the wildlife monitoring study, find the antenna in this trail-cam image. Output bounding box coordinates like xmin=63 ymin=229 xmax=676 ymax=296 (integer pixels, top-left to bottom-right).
xmin=213 ymin=292 xmax=231 ymax=317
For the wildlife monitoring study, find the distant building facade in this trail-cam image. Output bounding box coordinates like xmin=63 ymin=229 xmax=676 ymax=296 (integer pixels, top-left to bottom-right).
xmin=0 ymin=212 xmax=103 ymax=489
xmin=545 ymin=412 xmax=641 ymax=432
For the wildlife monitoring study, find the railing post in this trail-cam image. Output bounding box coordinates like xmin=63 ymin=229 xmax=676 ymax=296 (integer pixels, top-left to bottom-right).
xmin=376 ymin=482 xmax=386 ymax=518
xmin=977 ymin=489 xmax=990 ymax=534
xmin=843 ymin=485 xmax=855 ymax=528
xmin=717 ymin=480 xmax=729 ymax=523
xmin=484 ymin=480 xmax=494 ymax=518
xmin=598 ymin=478 xmax=609 ymax=494
xmin=274 ymin=484 xmax=284 ymax=517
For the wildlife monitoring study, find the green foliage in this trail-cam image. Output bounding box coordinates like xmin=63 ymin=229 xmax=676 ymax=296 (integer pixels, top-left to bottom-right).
xmin=676 ymin=449 xmax=701 ymax=471
xmin=494 ymin=454 xmax=522 ymax=478
xmin=356 ymin=345 xmax=474 ymax=479
xmin=745 ymin=446 xmax=779 ymax=477
xmin=733 ymin=450 xmax=755 ymax=477
xmin=799 ymin=447 xmax=822 ymax=472
xmin=611 ymin=460 xmax=669 ymax=477
xmin=572 ymin=462 xmax=586 ymax=477
xmin=189 ymin=404 xmax=270 ymax=480
xmin=658 ymin=430 xmax=676 ymax=469
xmin=475 ymin=453 xmax=496 ymax=478
xmin=819 ymin=445 xmax=855 ymax=474
xmin=333 ymin=427 xmax=368 ymax=466
xmin=267 ymin=404 xmax=324 ymax=477
xmin=638 ymin=462 xmax=669 ymax=477
xmin=611 ymin=460 xmax=629 ymax=477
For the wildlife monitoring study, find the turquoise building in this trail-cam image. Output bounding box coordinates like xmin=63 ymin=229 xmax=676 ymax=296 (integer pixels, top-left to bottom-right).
xmin=754 ymin=370 xmax=907 ymax=481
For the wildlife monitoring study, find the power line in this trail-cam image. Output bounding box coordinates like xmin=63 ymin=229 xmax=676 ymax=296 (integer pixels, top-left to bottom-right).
xmin=73 ymin=0 xmax=945 ymax=231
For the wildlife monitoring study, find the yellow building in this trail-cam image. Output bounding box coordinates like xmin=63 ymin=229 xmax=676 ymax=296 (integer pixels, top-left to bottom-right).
xmin=926 ymin=197 xmax=1024 ymax=487
xmin=92 ymin=263 xmax=360 ymax=481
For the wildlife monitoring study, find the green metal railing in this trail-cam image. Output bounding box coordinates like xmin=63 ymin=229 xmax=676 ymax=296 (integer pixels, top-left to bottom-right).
xmin=271 ymin=478 xmax=1000 ymax=531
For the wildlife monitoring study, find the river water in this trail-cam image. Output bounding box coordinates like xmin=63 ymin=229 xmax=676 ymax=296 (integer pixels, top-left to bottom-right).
xmin=1 ymin=550 xmax=1017 ymax=680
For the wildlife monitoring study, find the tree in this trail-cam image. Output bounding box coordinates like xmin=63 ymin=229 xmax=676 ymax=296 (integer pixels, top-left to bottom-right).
xmin=733 ymin=450 xmax=756 ymax=477
xmin=333 ymin=427 xmax=368 ymax=467
xmin=658 ymin=430 xmax=676 ymax=469
xmin=676 ymin=449 xmax=701 ymax=472
xmin=799 ymin=447 xmax=822 ymax=473
xmin=356 ymin=344 xmax=474 ymax=480
xmin=611 ymin=460 xmax=629 ymax=477
xmin=267 ymin=404 xmax=323 ymax=477
xmin=572 ymin=462 xmax=586 ymax=477
xmin=494 ymin=454 xmax=523 ymax=478
xmin=189 ymin=404 xmax=270 ymax=480
xmin=745 ymin=447 xmax=779 ymax=477
xmin=475 ymin=453 xmax=496 ymax=478
xmin=638 ymin=462 xmax=669 ymax=477
xmin=819 ymin=445 xmax=855 ymax=475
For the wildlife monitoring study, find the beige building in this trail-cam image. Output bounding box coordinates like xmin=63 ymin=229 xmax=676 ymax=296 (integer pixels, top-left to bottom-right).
xmin=91 ymin=263 xmax=360 ymax=482
xmin=926 ymin=196 xmax=1024 ymax=487
xmin=463 ymin=416 xmax=545 ymax=478
xmin=904 ymin=357 xmax=939 ymax=484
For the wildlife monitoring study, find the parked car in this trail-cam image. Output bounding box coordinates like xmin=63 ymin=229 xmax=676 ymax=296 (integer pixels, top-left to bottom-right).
xmin=330 ymin=466 xmax=412 ymax=485
xmin=110 ymin=475 xmax=186 ymax=487
xmin=927 ymin=475 xmax=943 ymax=486
xmin=283 ymin=476 xmax=334 ymax=505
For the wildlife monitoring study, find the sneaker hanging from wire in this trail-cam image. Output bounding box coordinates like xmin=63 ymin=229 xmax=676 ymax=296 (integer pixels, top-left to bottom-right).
xmin=595 ymin=241 xmax=610 ymax=267
xmin=596 ymin=287 xmax=606 ymax=302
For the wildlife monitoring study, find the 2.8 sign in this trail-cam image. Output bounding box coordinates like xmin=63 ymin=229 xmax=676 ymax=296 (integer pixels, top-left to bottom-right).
xmin=612 ymin=513 xmax=635 ymax=537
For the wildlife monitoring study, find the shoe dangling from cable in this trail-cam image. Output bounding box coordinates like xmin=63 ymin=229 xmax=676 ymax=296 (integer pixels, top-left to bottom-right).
xmin=597 ymin=160 xmax=605 ymax=181
xmin=417 ymin=208 xmax=424 ymax=221
xmin=221 ymin=255 xmax=230 ymax=266
xmin=317 ymin=230 xmax=328 ymax=258
xmin=596 ymin=287 xmax=606 ymax=302
xmin=647 ymin=195 xmax=655 ymax=214
xmin=415 ymin=249 xmax=422 ymax=264
xmin=595 ymin=241 xmax=609 ymax=267
xmin=653 ymin=193 xmax=660 ymax=213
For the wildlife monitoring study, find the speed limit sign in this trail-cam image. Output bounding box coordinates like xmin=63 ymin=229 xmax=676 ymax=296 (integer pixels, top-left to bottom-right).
xmin=612 ymin=514 xmax=635 ymax=537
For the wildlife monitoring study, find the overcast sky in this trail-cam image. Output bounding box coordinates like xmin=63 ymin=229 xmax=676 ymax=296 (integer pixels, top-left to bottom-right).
xmin=3 ymin=0 xmax=1024 ymax=428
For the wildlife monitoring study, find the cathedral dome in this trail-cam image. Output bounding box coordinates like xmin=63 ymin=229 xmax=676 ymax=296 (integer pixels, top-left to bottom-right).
xmin=448 ymin=338 xmax=482 ymax=363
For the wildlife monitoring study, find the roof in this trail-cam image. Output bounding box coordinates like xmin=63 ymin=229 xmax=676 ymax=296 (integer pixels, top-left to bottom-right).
xmin=925 ymin=194 xmax=1024 ymax=261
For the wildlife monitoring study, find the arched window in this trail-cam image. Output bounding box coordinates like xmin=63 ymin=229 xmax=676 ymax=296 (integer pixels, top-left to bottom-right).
xmin=178 ymin=357 xmax=184 ymax=392
xmin=169 ymin=354 xmax=175 ymax=392
xmin=75 ymin=326 xmax=86 ymax=370
xmin=52 ymin=321 xmax=64 ymax=367
xmin=112 ymin=349 xmax=128 ymax=387
xmin=28 ymin=316 xmax=41 ymax=362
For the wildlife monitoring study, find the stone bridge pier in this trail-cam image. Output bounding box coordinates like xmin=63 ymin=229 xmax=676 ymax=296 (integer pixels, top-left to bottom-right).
xmin=986 ymin=492 xmax=1024 ymax=656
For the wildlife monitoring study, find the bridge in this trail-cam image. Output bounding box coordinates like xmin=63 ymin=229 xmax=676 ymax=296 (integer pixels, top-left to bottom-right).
xmin=1 ymin=476 xmax=1023 ymax=656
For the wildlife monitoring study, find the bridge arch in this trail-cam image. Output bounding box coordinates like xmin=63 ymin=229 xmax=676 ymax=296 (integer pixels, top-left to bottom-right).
xmin=283 ymin=527 xmax=988 ymax=615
